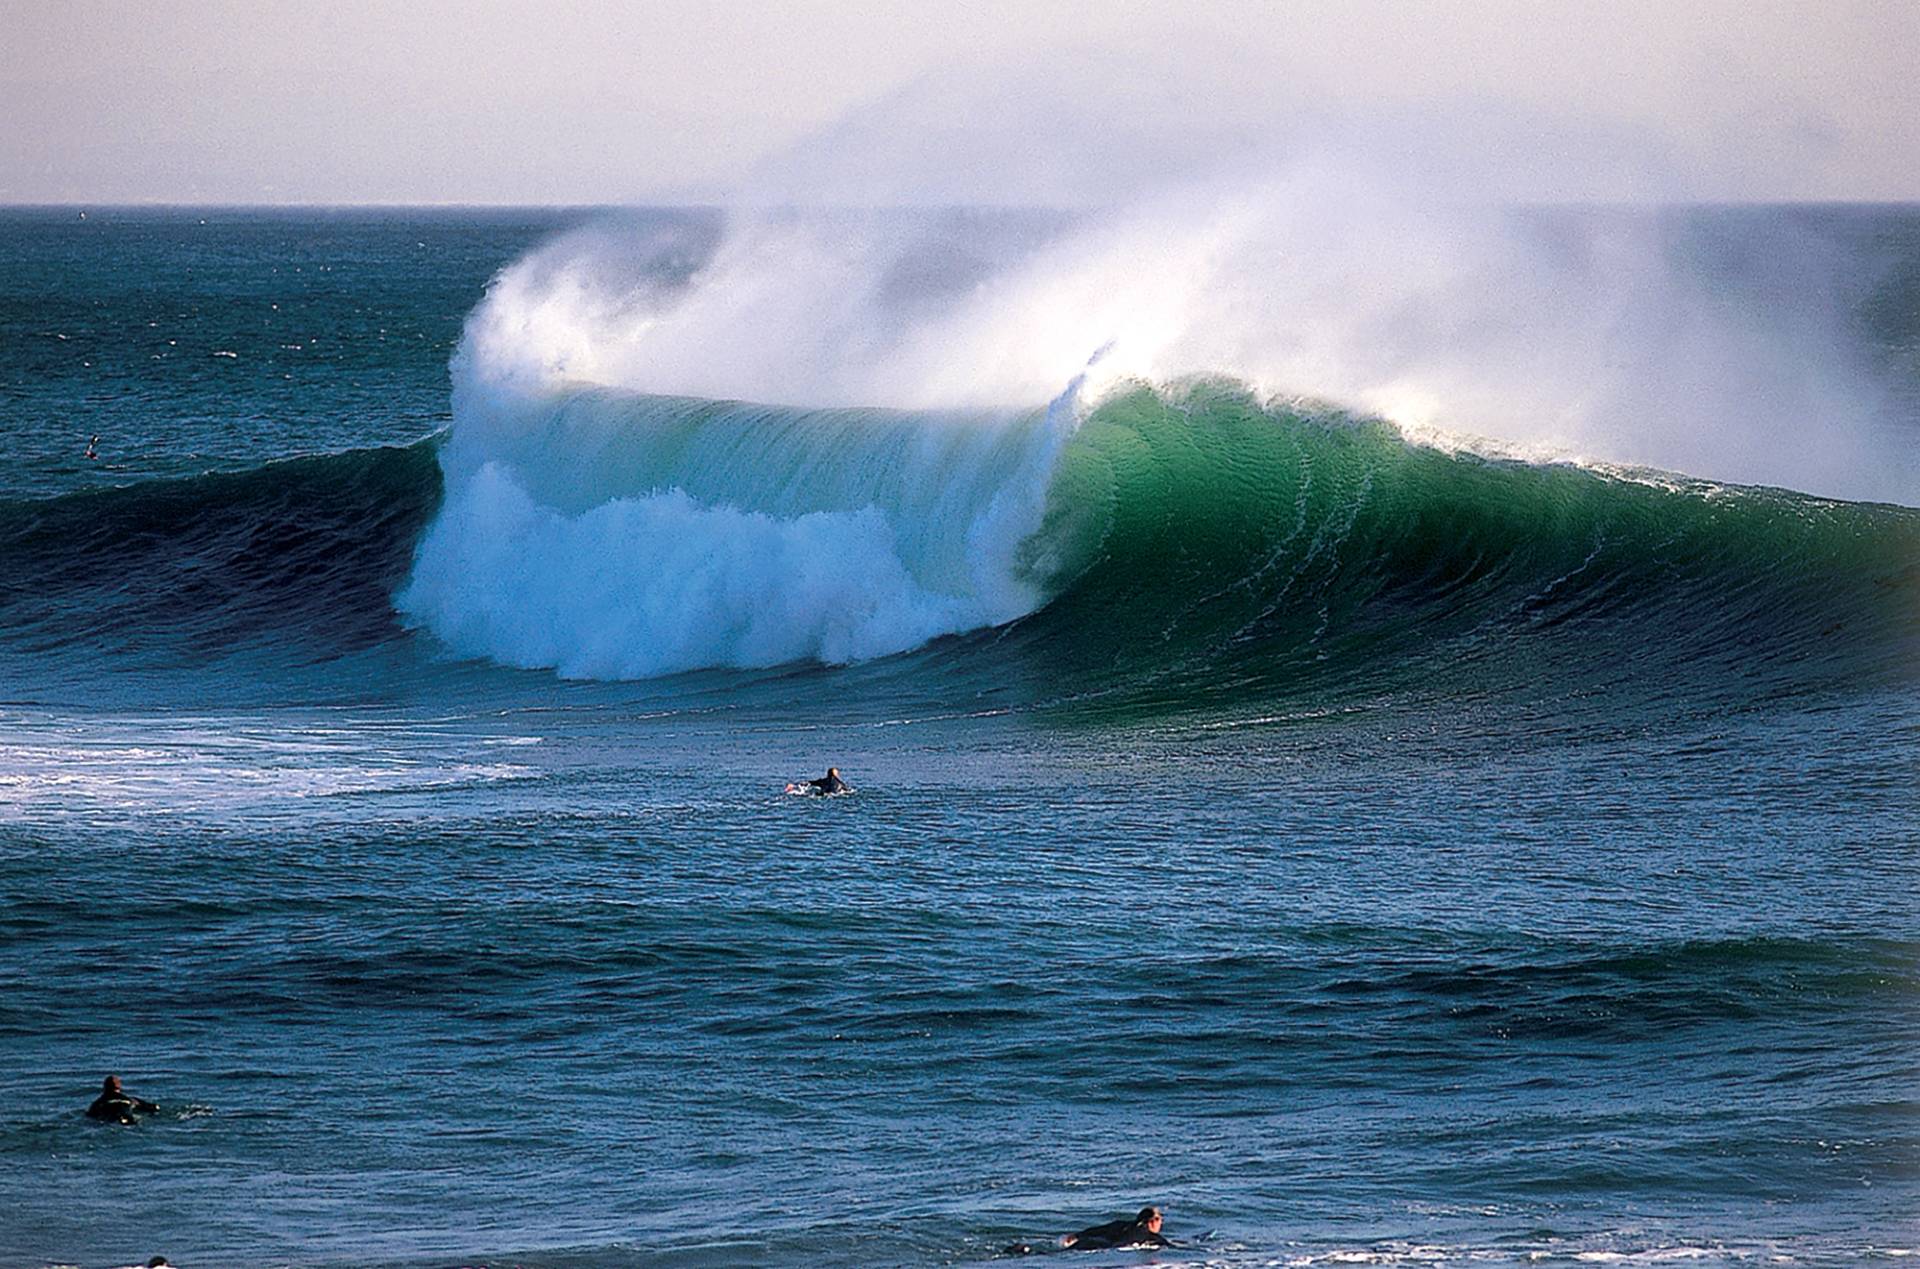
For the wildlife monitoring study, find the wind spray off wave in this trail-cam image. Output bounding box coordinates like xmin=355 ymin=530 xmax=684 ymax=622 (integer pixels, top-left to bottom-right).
xmin=399 ymin=192 xmax=1915 ymax=680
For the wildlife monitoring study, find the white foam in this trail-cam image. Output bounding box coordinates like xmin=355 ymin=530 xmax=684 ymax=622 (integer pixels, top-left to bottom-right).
xmin=0 ymin=713 xmax=536 ymax=820
xmin=402 ymin=318 xmax=1093 ymax=678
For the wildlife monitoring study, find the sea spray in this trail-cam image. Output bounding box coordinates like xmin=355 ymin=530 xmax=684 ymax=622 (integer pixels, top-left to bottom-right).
xmin=437 ymin=198 xmax=1913 ymax=502
xmin=394 ymin=192 xmax=1914 ymax=677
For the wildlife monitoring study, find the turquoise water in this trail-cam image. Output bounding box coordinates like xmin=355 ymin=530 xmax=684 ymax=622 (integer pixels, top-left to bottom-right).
xmin=0 ymin=207 xmax=1916 ymax=1268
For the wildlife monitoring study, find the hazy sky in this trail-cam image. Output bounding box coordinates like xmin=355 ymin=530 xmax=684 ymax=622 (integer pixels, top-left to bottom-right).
xmin=3 ymin=0 xmax=1916 ymax=204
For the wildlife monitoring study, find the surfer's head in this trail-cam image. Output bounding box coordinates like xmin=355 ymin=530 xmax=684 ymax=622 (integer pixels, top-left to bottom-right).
xmin=1137 ymin=1208 xmax=1162 ymax=1232
xmin=827 ymin=767 xmax=839 ymax=778
xmin=102 ymin=1075 xmax=120 ymax=1093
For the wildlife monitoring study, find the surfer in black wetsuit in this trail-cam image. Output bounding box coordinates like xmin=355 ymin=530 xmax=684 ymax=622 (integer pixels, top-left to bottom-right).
xmin=84 ymin=434 xmax=98 ymax=460
xmin=788 ymin=766 xmax=848 ymax=795
xmin=1060 ymin=1206 xmax=1170 ymax=1250
xmin=86 ymin=1074 xmax=158 ymax=1124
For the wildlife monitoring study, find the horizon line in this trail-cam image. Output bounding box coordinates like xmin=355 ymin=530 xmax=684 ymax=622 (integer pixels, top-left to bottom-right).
xmin=3 ymin=197 xmax=1920 ymax=213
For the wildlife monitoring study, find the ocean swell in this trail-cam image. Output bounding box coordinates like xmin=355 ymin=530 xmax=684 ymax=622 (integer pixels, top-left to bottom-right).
xmin=394 ymin=369 xmax=1920 ymax=699
xmin=0 ymin=381 xmax=1911 ymax=712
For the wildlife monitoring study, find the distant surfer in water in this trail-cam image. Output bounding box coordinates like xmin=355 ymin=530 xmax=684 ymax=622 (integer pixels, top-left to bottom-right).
xmin=1059 ymin=1207 xmax=1170 ymax=1250
xmin=84 ymin=434 xmax=98 ymax=460
xmin=86 ymin=1074 xmax=158 ymax=1124
xmin=786 ymin=766 xmax=848 ymax=795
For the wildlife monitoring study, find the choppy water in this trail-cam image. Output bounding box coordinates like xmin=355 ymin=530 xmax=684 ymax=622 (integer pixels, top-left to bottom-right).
xmin=0 ymin=207 xmax=1916 ymax=1268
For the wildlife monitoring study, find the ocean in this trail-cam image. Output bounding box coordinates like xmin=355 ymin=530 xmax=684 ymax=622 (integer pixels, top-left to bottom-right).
xmin=0 ymin=204 xmax=1915 ymax=1268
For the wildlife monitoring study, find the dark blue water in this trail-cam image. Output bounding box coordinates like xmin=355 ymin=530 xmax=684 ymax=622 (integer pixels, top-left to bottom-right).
xmin=0 ymin=207 xmax=1916 ymax=1269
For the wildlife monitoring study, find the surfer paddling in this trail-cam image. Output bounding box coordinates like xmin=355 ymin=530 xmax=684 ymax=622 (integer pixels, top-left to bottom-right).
xmin=1060 ymin=1207 xmax=1170 ymax=1250
xmin=84 ymin=434 xmax=98 ymax=460
xmin=786 ymin=766 xmax=848 ymax=796
xmin=86 ymin=1074 xmax=159 ymax=1125
xmin=1003 ymin=1206 xmax=1172 ymax=1256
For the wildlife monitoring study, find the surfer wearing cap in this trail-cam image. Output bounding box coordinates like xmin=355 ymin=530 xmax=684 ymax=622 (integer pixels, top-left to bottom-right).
xmin=86 ymin=1074 xmax=158 ymax=1124
xmin=786 ymin=766 xmax=848 ymax=795
xmin=1059 ymin=1206 xmax=1170 ymax=1250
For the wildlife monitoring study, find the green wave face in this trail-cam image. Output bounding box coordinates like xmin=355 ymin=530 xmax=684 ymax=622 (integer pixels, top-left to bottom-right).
xmin=1002 ymin=380 xmax=1920 ymax=718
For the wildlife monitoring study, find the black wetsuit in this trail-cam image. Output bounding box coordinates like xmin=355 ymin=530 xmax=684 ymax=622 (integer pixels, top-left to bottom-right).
xmin=86 ymin=1092 xmax=158 ymax=1124
xmin=808 ymin=773 xmax=848 ymax=794
xmin=1065 ymin=1217 xmax=1170 ymax=1250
